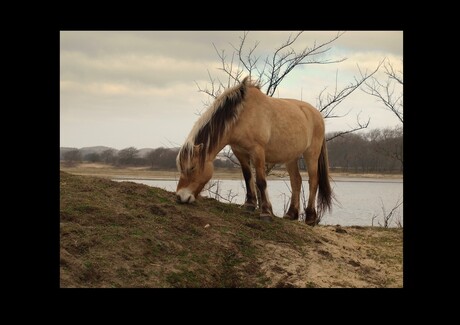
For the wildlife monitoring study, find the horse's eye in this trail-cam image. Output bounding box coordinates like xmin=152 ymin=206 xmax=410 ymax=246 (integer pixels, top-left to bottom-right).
xmin=185 ymin=166 xmax=195 ymax=175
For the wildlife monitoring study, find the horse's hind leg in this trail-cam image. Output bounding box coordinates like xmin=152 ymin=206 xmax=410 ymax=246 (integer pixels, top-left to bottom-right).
xmin=303 ymin=150 xmax=320 ymax=226
xmin=251 ymin=147 xmax=274 ymax=221
xmin=232 ymin=149 xmax=257 ymax=211
xmin=283 ymin=159 xmax=301 ymax=220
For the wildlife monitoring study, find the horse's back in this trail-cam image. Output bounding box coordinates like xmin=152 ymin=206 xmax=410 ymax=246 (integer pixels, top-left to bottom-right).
xmin=230 ymin=87 xmax=325 ymax=163
xmin=246 ymin=88 xmax=325 ymax=138
xmin=280 ymin=98 xmax=325 ymax=139
xmin=245 ymin=87 xmax=323 ymax=128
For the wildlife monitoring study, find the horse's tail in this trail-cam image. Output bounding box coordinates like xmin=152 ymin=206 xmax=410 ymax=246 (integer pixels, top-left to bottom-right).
xmin=317 ymin=137 xmax=333 ymax=218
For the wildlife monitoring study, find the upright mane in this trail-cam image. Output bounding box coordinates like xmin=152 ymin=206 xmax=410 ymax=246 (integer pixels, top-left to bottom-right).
xmin=177 ymin=77 xmax=259 ymax=170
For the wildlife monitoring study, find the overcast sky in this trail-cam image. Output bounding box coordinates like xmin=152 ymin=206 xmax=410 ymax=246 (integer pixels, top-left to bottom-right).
xmin=60 ymin=31 xmax=403 ymax=150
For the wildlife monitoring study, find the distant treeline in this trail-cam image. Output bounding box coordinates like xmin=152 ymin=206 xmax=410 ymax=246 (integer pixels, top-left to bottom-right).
xmin=326 ymin=126 xmax=402 ymax=173
xmin=61 ymin=146 xmax=234 ymax=169
xmin=61 ymin=126 xmax=402 ymax=173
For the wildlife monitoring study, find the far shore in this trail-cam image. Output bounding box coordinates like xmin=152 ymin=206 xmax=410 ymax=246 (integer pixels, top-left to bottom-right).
xmin=60 ymin=162 xmax=403 ymax=181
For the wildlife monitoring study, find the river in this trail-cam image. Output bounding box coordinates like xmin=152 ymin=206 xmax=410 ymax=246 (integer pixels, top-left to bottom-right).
xmin=114 ymin=177 xmax=403 ymax=227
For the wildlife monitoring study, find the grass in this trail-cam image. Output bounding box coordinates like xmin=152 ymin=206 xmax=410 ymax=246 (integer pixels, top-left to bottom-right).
xmin=60 ymin=171 xmax=403 ymax=288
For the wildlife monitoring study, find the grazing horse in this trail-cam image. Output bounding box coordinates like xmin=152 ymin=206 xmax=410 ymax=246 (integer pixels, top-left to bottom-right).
xmin=176 ymin=77 xmax=332 ymax=225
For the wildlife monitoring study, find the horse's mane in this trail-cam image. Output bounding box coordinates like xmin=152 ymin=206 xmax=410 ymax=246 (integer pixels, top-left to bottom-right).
xmin=177 ymin=76 xmax=259 ymax=171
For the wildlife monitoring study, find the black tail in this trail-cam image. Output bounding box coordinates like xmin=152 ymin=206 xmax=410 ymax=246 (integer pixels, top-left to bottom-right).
xmin=317 ymin=137 xmax=333 ymax=218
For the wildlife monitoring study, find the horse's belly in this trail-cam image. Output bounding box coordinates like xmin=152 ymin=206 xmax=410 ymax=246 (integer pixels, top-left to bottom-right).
xmin=264 ymin=141 xmax=307 ymax=163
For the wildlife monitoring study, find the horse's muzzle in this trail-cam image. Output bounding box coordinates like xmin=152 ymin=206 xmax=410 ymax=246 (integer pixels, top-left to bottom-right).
xmin=176 ymin=189 xmax=195 ymax=203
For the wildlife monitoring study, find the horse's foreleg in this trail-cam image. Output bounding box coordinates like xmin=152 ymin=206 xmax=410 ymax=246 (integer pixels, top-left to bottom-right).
xmin=283 ymin=159 xmax=301 ymax=220
xmin=252 ymin=148 xmax=274 ymax=221
xmin=233 ymin=149 xmax=257 ymax=211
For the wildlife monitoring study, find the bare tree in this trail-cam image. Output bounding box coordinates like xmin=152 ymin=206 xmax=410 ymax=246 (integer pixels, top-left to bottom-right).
xmin=196 ymin=31 xmax=382 ymax=172
xmin=319 ymin=64 xmax=383 ymax=141
xmin=197 ymin=31 xmax=347 ymax=99
xmin=146 ymin=147 xmax=179 ymax=169
xmin=362 ymin=58 xmax=403 ymax=123
xmin=117 ymin=147 xmax=139 ymax=166
xmin=101 ymin=148 xmax=117 ymax=165
xmin=146 ymin=147 xmax=166 ymax=169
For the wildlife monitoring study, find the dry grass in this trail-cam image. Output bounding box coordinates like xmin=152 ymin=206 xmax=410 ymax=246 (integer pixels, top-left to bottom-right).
xmin=60 ymin=162 xmax=403 ymax=181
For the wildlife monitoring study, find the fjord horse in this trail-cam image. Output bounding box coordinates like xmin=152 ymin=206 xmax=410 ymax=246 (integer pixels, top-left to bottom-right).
xmin=176 ymin=77 xmax=332 ymax=225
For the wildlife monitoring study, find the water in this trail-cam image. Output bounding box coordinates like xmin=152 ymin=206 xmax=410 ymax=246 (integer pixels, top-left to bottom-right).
xmin=114 ymin=177 xmax=403 ymax=227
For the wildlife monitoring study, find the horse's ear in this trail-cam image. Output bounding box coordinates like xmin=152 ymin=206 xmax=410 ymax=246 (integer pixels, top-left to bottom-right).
xmin=194 ymin=143 xmax=204 ymax=153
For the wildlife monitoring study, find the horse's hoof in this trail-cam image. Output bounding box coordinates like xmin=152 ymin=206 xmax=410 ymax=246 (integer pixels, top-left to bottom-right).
xmin=305 ymin=218 xmax=318 ymax=226
xmin=243 ymin=203 xmax=256 ymax=212
xmin=305 ymin=208 xmax=318 ymax=226
xmin=258 ymin=214 xmax=273 ymax=222
xmin=283 ymin=214 xmax=298 ymax=221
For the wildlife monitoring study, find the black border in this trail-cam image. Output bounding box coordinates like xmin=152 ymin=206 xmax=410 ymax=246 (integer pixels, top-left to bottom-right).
xmin=53 ymin=25 xmax=415 ymax=295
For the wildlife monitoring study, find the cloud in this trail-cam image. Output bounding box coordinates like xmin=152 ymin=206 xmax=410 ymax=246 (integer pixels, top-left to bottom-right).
xmin=334 ymin=31 xmax=403 ymax=55
xmin=60 ymin=31 xmax=403 ymax=149
xmin=60 ymin=30 xmax=403 ymax=91
xmin=60 ymin=51 xmax=216 ymax=87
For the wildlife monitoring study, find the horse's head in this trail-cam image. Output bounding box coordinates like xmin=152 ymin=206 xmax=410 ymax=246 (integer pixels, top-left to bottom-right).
xmin=176 ymin=143 xmax=214 ymax=203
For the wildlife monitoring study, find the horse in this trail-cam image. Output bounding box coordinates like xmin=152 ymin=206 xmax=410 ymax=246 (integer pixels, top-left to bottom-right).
xmin=176 ymin=76 xmax=332 ymax=225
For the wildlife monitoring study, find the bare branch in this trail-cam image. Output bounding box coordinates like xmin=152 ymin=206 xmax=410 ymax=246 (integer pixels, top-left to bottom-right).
xmin=326 ymin=114 xmax=371 ymax=141
xmin=315 ymin=61 xmax=382 ymax=141
xmin=212 ymin=43 xmax=240 ymax=89
xmin=197 ymin=31 xmax=348 ymax=99
xmin=204 ymin=180 xmax=239 ymax=204
xmin=230 ymin=31 xmax=260 ymax=80
xmin=318 ymin=60 xmax=383 ymax=119
xmin=219 ymin=146 xmax=240 ymax=168
xmin=265 ymin=31 xmax=347 ymax=96
xmin=362 ymin=58 xmax=403 ymax=123
xmin=381 ymin=196 xmax=403 ymax=228
xmin=384 ymin=60 xmax=403 ymax=85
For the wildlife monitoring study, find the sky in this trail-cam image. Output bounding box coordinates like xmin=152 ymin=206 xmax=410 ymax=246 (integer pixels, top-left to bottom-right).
xmin=60 ymin=31 xmax=403 ymax=150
